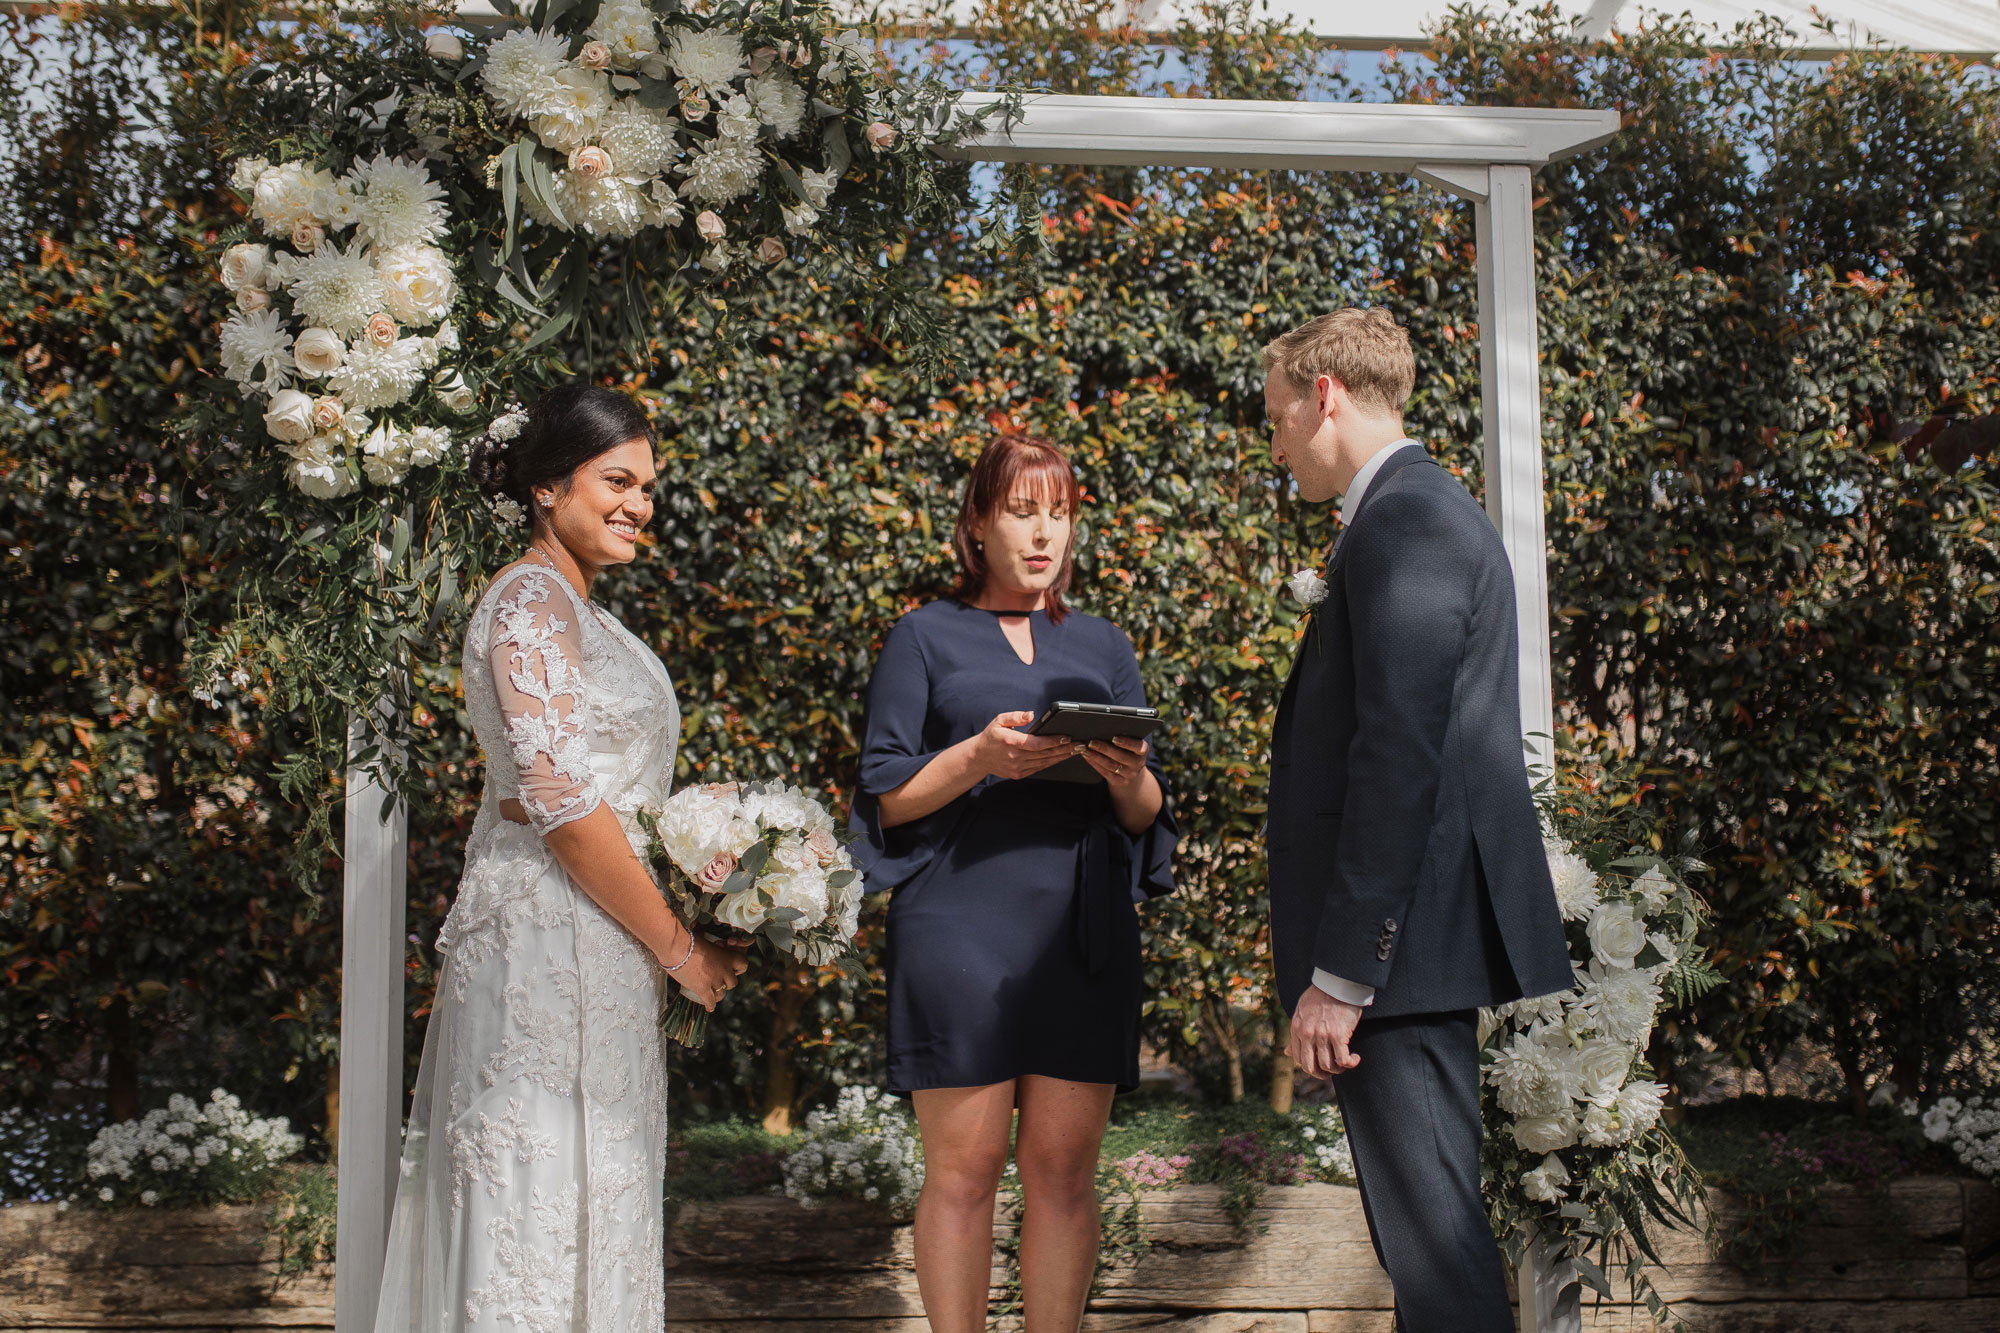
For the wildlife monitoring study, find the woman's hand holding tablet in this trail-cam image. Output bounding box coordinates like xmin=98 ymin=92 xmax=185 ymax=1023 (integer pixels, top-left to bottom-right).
xmin=1026 ymin=702 xmax=1161 ymax=784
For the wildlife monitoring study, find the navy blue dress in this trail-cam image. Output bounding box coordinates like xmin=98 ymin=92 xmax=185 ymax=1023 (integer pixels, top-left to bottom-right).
xmin=850 ymin=599 xmax=1178 ymax=1094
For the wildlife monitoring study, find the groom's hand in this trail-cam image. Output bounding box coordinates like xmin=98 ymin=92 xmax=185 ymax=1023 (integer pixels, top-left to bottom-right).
xmin=1288 ymin=986 xmax=1363 ymax=1078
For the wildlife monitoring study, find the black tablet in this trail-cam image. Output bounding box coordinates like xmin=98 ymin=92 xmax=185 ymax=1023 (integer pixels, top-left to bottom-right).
xmin=1026 ymin=701 xmax=1160 ymax=784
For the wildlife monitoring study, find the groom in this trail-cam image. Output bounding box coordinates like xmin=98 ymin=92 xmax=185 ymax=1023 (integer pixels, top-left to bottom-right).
xmin=1261 ymin=309 xmax=1571 ymax=1331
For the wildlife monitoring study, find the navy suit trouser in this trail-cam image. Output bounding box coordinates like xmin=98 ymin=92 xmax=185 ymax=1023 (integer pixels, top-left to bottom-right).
xmin=1332 ymin=1010 xmax=1515 ymax=1333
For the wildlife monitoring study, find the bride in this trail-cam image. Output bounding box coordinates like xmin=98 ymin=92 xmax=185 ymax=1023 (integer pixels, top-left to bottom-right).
xmin=373 ymin=381 xmax=747 ymax=1333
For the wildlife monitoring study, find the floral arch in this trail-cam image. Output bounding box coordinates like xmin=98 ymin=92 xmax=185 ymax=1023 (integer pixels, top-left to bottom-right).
xmin=185 ymin=4 xmax=1622 ymax=1330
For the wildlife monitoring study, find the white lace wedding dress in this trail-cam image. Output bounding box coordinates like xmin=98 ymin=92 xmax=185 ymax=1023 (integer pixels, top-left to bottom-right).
xmin=374 ymin=553 xmax=681 ymax=1333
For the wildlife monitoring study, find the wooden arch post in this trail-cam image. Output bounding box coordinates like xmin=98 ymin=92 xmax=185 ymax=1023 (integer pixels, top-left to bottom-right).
xmin=334 ymin=93 xmax=1617 ymax=1333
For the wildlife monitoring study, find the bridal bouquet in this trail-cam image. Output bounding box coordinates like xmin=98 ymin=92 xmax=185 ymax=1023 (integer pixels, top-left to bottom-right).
xmin=642 ymin=781 xmax=863 ymax=1045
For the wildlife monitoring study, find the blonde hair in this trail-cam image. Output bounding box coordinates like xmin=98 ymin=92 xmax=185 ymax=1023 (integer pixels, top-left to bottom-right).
xmin=1261 ymin=308 xmax=1415 ymax=415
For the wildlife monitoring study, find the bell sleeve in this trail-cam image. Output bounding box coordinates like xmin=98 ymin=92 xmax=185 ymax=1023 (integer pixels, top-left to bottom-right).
xmin=1110 ymin=625 xmax=1179 ymax=901
xmin=488 ymin=569 xmax=601 ymax=835
xmin=848 ymin=616 xmax=962 ymax=892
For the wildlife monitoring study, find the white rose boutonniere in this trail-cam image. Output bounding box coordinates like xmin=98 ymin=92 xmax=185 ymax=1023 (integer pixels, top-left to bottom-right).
xmin=1287 ymin=568 xmax=1329 ymax=608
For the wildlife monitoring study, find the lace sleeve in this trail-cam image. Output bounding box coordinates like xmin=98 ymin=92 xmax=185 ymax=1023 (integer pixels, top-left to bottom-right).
xmin=489 ymin=569 xmax=601 ymax=833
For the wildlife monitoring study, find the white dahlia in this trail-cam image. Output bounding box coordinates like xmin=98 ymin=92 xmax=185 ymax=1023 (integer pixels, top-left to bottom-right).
xmin=676 ymin=134 xmax=762 ymax=204
xmin=747 ymin=71 xmax=807 ymax=138
xmin=596 ymin=100 xmax=684 ymax=179
xmin=528 ymin=68 xmax=613 ymax=152
xmin=326 ymin=336 xmax=430 ymax=410
xmin=482 ymin=26 xmax=571 ymax=121
xmin=1545 ymin=837 xmax=1600 ymax=921
xmin=374 ymin=245 xmax=457 ymax=324
xmin=218 ymin=308 xmax=296 ymax=395
xmin=286 ymin=243 xmax=385 ymax=339
xmin=346 ymin=154 xmax=450 ymax=250
xmin=586 ymin=0 xmax=661 ymax=66
xmin=667 ymin=27 xmax=747 ymax=97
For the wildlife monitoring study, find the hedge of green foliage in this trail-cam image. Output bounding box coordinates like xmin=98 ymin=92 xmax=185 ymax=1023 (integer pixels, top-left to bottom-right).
xmin=3 ymin=2 xmax=1996 ymax=1146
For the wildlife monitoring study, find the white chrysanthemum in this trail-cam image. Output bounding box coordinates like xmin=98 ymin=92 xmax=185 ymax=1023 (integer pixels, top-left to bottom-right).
xmin=747 ymin=71 xmax=808 ymax=139
xmin=346 ymin=154 xmax=449 ymax=251
xmin=482 ymin=26 xmax=571 ymax=121
xmin=1574 ymin=959 xmax=1660 ymax=1045
xmin=596 ymin=100 xmax=684 ymax=179
xmin=374 ymin=245 xmax=457 ymax=324
xmin=676 ymin=134 xmax=762 ymax=204
xmin=523 ymin=170 xmax=644 ymax=239
xmin=667 ymin=27 xmax=747 ymax=96
xmin=1545 ymin=837 xmax=1599 ymax=921
xmin=327 ymin=336 xmax=429 ymax=410
xmin=528 ymin=68 xmax=613 ymax=152
xmin=251 ymin=161 xmax=334 ymax=236
xmin=218 ymin=308 xmax=296 ymax=395
xmin=286 ymin=242 xmax=384 ymax=338
xmin=1487 ymin=1027 xmax=1584 ymax=1118
xmin=1611 ymin=1081 xmax=1666 ymax=1140
xmin=586 ymin=0 xmax=660 ymax=65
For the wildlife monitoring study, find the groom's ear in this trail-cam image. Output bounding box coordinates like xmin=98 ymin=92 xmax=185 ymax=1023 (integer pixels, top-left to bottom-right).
xmin=1315 ymin=374 xmax=1342 ymax=420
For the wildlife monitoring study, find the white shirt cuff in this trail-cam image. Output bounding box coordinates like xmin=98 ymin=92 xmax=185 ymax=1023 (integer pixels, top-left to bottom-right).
xmin=1312 ymin=969 xmax=1376 ymax=1007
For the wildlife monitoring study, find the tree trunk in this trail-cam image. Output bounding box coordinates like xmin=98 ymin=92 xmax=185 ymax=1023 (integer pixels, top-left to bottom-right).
xmin=104 ymin=995 xmax=139 ymax=1124
xmin=325 ymin=1061 xmax=341 ymax=1160
xmin=1830 ymin=1024 xmax=1870 ymax=1123
xmin=1268 ymin=1003 xmax=1295 ymax=1114
xmin=761 ymin=984 xmax=806 ymax=1136
xmin=1199 ymin=996 xmax=1244 ymax=1103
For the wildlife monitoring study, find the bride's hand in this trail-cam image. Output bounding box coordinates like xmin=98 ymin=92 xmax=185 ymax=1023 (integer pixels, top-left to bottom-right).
xmin=670 ymin=934 xmax=749 ymax=1011
xmin=975 ymin=710 xmax=1077 ymax=780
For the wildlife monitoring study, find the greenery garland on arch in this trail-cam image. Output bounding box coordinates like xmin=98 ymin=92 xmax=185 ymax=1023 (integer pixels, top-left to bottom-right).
xmin=175 ymin=0 xmax=1015 ymax=873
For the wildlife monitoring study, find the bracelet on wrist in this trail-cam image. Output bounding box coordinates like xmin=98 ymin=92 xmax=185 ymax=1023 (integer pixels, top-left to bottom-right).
xmin=663 ymin=931 xmax=696 ymax=973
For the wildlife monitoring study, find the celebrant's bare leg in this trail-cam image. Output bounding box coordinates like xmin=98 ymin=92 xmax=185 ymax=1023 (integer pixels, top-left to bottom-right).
xmin=1015 ymin=1075 xmax=1115 ymax=1333
xmin=911 ymin=1081 xmax=1015 ymax=1333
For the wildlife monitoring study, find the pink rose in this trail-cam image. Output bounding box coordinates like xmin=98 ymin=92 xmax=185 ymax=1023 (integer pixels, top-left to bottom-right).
xmin=291 ymin=221 xmax=324 ymax=253
xmin=695 ymin=852 xmax=739 ymax=892
xmin=311 ymin=396 xmax=345 ymax=431
xmin=783 ymin=40 xmax=811 ymax=68
xmin=681 ymin=94 xmax=711 ymax=121
xmin=864 ymin=120 xmax=896 ymax=152
xmin=579 ymin=40 xmax=612 ymax=70
xmin=804 ymin=826 xmax=840 ymax=868
xmin=569 ymin=145 xmax=614 ymax=180
xmin=235 ymin=287 xmax=271 ymax=314
xmin=366 ymin=312 xmax=398 ymax=348
xmin=757 ymin=237 xmax=786 ymax=265
xmin=695 ymin=210 xmax=725 ymax=243
xmin=750 ymin=46 xmax=777 ymax=75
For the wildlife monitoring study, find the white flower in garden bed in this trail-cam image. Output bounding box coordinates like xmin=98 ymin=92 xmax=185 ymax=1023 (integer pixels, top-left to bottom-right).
xmin=1910 ymin=1094 xmax=2000 ymax=1177
xmin=216 ymin=154 xmax=466 ymax=498
xmin=781 ymin=1086 xmax=924 ymax=1217
xmin=81 ymin=1089 xmax=304 ymax=1208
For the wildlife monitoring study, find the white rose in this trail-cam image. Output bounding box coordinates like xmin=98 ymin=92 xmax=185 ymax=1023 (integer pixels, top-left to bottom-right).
xmin=219 ymin=242 xmax=272 ymax=291
xmin=375 ymin=246 xmax=457 ymax=325
xmin=579 ymin=40 xmax=613 ymax=70
xmin=695 ymin=210 xmax=725 ymax=243
xmin=1586 ymin=900 xmax=1648 ymax=969
xmin=252 ymin=162 xmax=332 ymax=236
xmin=311 ymin=396 xmax=345 ymax=432
xmin=425 ymin=30 xmax=465 ymax=61
xmin=292 ymin=327 xmax=345 ymax=378
xmin=1287 ymin=568 xmax=1328 ymax=606
xmin=864 ymin=120 xmax=896 ymax=151
xmin=1511 ymin=1110 xmax=1580 ymax=1154
xmin=1520 ymin=1153 xmax=1570 ymax=1203
xmin=229 ymin=157 xmax=270 ymax=194
xmin=1577 ymin=1037 xmax=1633 ymax=1100
xmin=262 ymin=389 xmax=317 ymax=442
xmin=235 ymin=287 xmax=271 ymax=314
xmin=434 ymin=371 xmax=475 ymax=413
xmin=712 ymin=887 xmax=766 ymax=933
xmin=434 ymin=321 xmax=460 ymax=353
xmin=291 ymin=221 xmax=325 ymax=253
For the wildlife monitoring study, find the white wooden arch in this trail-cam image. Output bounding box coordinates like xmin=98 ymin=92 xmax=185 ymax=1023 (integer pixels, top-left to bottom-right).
xmin=336 ymin=93 xmax=1619 ymax=1333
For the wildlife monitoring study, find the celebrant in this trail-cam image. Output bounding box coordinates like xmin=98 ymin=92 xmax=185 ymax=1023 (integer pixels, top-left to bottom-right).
xmin=849 ymin=432 xmax=1179 ymax=1333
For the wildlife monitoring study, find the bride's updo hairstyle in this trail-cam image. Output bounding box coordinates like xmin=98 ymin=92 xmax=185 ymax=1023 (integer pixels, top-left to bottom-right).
xmin=471 ymin=379 xmax=656 ymax=526
xmin=951 ymin=432 xmax=1082 ymax=623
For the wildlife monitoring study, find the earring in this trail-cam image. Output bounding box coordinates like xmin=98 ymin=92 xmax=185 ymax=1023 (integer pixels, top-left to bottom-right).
xmin=538 ymin=496 xmax=553 ymax=508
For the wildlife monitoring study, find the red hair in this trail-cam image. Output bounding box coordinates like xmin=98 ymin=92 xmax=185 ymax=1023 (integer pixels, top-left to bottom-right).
xmin=952 ymin=433 xmax=1081 ymax=623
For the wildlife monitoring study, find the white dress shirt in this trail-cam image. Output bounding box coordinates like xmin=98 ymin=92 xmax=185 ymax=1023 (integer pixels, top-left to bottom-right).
xmin=1311 ymin=439 xmax=1425 ymax=1009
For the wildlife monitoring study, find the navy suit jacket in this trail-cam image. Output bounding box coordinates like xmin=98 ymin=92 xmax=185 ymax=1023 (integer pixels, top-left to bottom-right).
xmin=1266 ymin=448 xmax=1572 ymax=1018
